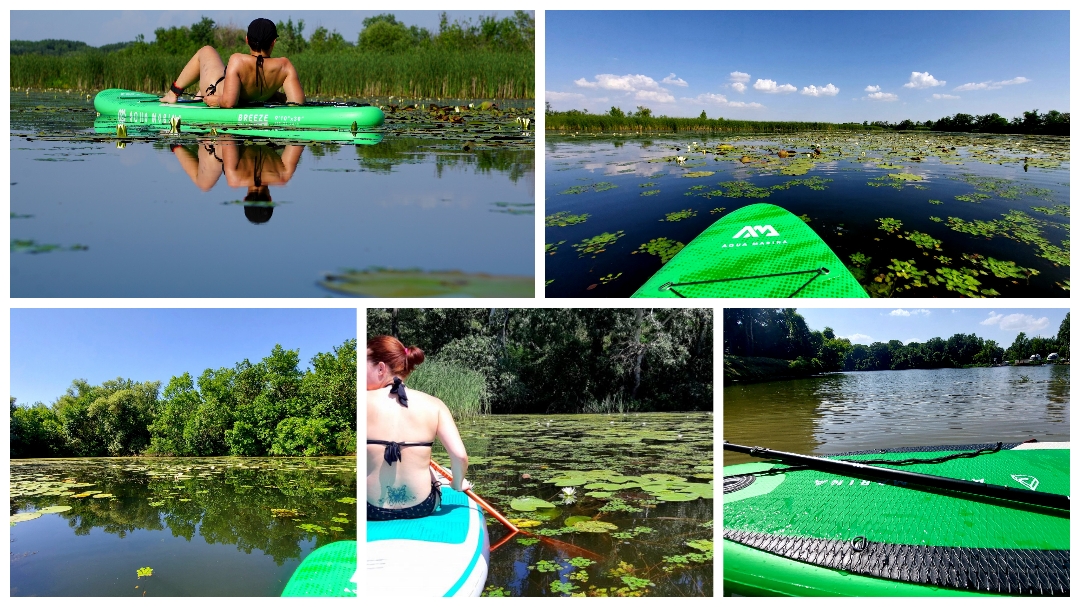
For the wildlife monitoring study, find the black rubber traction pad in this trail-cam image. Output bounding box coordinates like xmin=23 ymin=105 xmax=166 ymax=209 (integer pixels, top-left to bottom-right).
xmin=724 ymin=529 xmax=1070 ymax=596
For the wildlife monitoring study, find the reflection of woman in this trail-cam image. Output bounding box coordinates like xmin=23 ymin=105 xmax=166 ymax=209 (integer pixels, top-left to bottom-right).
xmin=367 ymin=336 xmax=470 ymax=521
xmin=170 ymin=140 xmax=302 ymax=224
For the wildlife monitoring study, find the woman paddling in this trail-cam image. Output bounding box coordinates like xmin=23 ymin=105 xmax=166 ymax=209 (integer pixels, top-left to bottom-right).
xmin=159 ymin=18 xmax=304 ymax=108
xmin=367 ymin=336 xmax=471 ymax=520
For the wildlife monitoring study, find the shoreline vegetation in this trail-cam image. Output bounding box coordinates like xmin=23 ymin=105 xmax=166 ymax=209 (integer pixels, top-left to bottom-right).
xmin=724 ymin=309 xmax=1068 ymax=385
xmin=10 ymin=13 xmax=534 ymax=100
xmin=368 ymin=308 xmax=712 ymax=417
xmin=546 ymin=105 xmax=1069 ymax=136
xmin=10 ymin=340 xmax=357 ymax=459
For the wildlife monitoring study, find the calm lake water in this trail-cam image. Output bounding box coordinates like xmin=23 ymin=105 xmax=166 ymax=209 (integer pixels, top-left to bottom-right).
xmin=10 ymin=92 xmax=534 ymax=297
xmin=430 ymin=413 xmax=713 ymax=597
xmin=10 ymin=457 xmax=357 ymax=596
xmin=724 ymin=365 xmax=1070 ymax=466
xmin=546 ymin=133 xmax=1069 ymax=298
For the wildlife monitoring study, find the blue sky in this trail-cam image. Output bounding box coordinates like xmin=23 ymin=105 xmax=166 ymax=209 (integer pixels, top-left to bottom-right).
xmin=10 ymin=309 xmax=356 ymax=407
xmin=794 ymin=308 xmax=1068 ymax=347
xmin=11 ymin=10 xmax=525 ymax=48
xmin=546 ymin=11 xmax=1070 ymax=122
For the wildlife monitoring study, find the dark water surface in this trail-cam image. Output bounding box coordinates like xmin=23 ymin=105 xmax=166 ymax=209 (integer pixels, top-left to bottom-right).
xmin=724 ymin=365 xmax=1069 ymax=466
xmin=433 ymin=413 xmax=713 ymax=597
xmin=10 ymin=457 xmax=357 ymax=596
xmin=546 ymin=133 xmax=1069 ymax=298
xmin=10 ymin=92 xmax=534 ymax=297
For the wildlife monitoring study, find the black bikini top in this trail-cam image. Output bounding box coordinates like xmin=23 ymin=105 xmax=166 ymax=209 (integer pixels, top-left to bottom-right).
xmin=367 ymin=377 xmax=428 ymax=464
xmin=367 ymin=439 xmax=433 ymax=465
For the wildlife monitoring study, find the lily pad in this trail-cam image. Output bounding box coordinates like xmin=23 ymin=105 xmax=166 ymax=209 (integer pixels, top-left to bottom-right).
xmin=572 ymin=520 xmax=618 ymax=533
xmin=10 ymin=512 xmax=43 ymax=524
xmin=565 ymin=515 xmax=593 ymax=527
xmin=37 ymin=505 xmax=72 ymax=514
xmin=510 ymin=496 xmax=557 ymax=512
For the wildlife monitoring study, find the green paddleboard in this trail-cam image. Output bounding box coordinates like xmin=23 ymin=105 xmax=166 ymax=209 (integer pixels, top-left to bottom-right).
xmin=631 ymin=203 xmax=868 ymax=298
xmin=724 ymin=442 xmax=1070 ymax=596
xmin=280 ymin=540 xmax=356 ymax=597
xmin=94 ymin=88 xmax=384 ymax=129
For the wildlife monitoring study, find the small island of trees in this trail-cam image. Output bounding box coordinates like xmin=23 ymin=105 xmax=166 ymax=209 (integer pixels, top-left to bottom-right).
xmin=724 ymin=310 xmax=1068 ymax=384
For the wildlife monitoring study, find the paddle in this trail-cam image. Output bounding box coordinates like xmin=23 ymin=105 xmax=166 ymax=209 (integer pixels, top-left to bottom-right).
xmin=724 ymin=442 xmax=1070 ymax=512
xmin=429 ymin=460 xmax=601 ymax=559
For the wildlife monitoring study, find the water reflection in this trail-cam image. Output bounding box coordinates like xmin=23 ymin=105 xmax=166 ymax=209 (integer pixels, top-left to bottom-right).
xmin=10 ymin=457 xmax=356 ymax=596
xmin=11 ymin=93 xmax=534 ymax=297
xmin=172 ymin=141 xmax=302 ymax=224
xmin=724 ymin=366 xmax=1069 ymax=465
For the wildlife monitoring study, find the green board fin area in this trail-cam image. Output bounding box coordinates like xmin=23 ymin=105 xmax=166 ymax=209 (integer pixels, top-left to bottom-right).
xmin=723 ymin=444 xmax=1070 ymax=596
xmin=632 ymin=202 xmax=868 ymax=298
xmin=281 ymin=540 xmax=357 ymax=597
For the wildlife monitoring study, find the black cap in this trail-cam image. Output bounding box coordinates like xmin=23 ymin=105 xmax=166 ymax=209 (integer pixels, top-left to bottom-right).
xmin=247 ymin=18 xmax=278 ymax=52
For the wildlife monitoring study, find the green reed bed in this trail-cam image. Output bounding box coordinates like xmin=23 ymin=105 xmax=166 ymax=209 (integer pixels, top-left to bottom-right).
xmin=406 ymin=360 xmax=489 ymax=418
xmin=547 ymin=113 xmax=866 ymax=134
xmin=11 ymin=50 xmax=534 ymax=99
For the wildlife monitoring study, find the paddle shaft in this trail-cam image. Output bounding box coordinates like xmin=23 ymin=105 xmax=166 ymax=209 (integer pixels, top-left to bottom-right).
xmin=724 ymin=442 xmax=1070 ymax=511
xmin=428 ymin=459 xmax=520 ymax=532
xmin=429 ymin=459 xmax=603 ymax=560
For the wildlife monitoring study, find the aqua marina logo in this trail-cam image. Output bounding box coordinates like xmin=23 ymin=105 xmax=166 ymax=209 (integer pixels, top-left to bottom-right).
xmin=733 ymin=225 xmax=779 ymax=238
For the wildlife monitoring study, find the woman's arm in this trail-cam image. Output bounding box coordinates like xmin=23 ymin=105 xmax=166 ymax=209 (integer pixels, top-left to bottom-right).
xmin=435 ymin=401 xmax=470 ymax=491
xmin=280 ymin=58 xmax=305 ymax=105
xmin=216 ymin=55 xmax=244 ymax=109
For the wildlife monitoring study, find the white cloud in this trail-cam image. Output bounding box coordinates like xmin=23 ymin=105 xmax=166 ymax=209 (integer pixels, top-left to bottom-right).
xmin=661 ymin=73 xmax=688 ymax=87
xmin=546 ymin=90 xmax=586 ymax=102
xmin=731 ymin=82 xmax=746 ymax=93
xmin=753 ymin=79 xmax=797 ymax=94
xmin=844 ymin=333 xmax=873 ymax=345
xmin=903 ymin=71 xmax=945 ymax=89
xmin=980 ymin=312 xmax=1050 ymax=332
xmin=801 ymin=83 xmax=839 ymax=97
xmin=889 ymin=309 xmax=931 ymax=317
xmin=572 ymin=73 xmax=675 ymax=104
xmin=681 ymin=93 xmax=764 ymax=109
xmin=865 ymin=85 xmax=881 ymax=92
xmin=635 ymin=89 xmax=675 ymax=103
xmin=954 ymin=76 xmax=1031 ymax=92
xmin=685 ymin=93 xmax=728 ymax=104
xmin=729 ymin=71 xmax=750 ymax=83
xmin=866 ymin=91 xmax=899 ymax=101
xmin=931 ymin=93 xmax=960 ymax=100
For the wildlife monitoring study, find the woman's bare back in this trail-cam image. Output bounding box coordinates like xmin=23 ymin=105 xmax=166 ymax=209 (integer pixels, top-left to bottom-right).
xmin=366 ymin=386 xmax=442 ymax=509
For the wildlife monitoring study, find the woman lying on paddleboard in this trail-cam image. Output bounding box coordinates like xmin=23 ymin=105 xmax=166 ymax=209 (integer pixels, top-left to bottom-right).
xmin=159 ymin=18 xmax=304 ymax=108
xmin=366 ymin=336 xmax=472 ymax=521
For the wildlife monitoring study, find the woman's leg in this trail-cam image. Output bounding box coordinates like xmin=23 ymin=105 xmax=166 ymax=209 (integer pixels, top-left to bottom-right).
xmin=160 ymin=46 xmax=225 ymax=102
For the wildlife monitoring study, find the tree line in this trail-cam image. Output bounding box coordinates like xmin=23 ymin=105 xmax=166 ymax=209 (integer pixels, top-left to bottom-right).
xmin=724 ymin=309 xmax=1068 ymax=375
xmin=11 ymin=12 xmax=534 ymax=58
xmin=10 ymin=340 xmax=356 ymax=459
xmin=368 ymin=308 xmax=712 ymax=414
xmin=864 ymin=109 xmax=1069 ymax=136
xmin=546 ymin=105 xmax=1068 ymax=136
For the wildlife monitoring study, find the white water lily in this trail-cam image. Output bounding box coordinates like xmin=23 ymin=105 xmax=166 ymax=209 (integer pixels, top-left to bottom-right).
xmin=676 ymin=156 xmax=686 ymax=163
xmin=561 ymin=486 xmax=577 ymax=504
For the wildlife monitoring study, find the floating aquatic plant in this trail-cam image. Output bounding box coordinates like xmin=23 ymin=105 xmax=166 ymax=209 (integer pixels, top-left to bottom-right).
xmin=545 ymin=241 xmax=565 ymax=255
xmin=929 ymin=199 xmax=943 ymax=205
xmin=877 ymin=218 xmax=903 ymax=234
xmin=634 ymin=238 xmax=685 ymax=264
xmin=640 ymin=189 xmax=660 ymax=196
xmin=509 ymin=496 xmax=557 ymax=512
xmin=682 ymin=171 xmax=714 ymax=178
xmin=904 ymin=231 xmax=942 ymax=250
xmin=137 ymin=567 xmax=153 ymax=578
xmin=572 ymin=231 xmax=625 ymax=258
xmin=955 ymin=193 xmax=991 ymax=203
xmin=545 ymin=211 xmax=589 ymax=227
xmin=661 ymin=209 xmax=697 ymax=222
xmin=598 ymin=273 xmax=622 ymax=285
